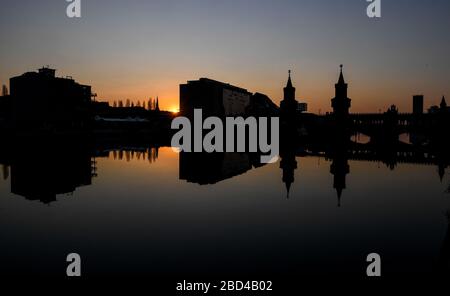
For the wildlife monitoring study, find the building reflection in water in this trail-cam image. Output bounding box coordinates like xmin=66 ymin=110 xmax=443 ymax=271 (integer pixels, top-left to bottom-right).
xmin=179 ymin=152 xmax=255 ymax=185
xmin=0 ymin=138 xmax=162 ymax=204
xmin=7 ymin=139 xmax=94 ymax=204
xmin=435 ymin=210 xmax=450 ymax=275
xmin=0 ymin=136 xmax=449 ymax=276
xmin=0 ymin=136 xmax=448 ymax=206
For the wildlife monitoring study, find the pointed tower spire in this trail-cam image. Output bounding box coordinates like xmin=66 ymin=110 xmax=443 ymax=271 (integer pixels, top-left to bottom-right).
xmin=338 ymin=64 xmax=345 ymax=84
xmin=286 ymin=181 xmax=292 ymax=199
xmin=440 ymin=96 xmax=447 ymax=109
xmin=336 ymin=188 xmax=342 ymax=207
xmin=438 ymin=164 xmax=445 ymax=183
xmin=283 ymin=69 xmax=296 ymax=102
xmin=286 ymin=69 xmax=293 ymax=88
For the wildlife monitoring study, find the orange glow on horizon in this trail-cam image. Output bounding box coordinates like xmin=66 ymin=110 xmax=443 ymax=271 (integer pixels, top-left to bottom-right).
xmin=94 ymin=75 xmax=445 ymax=115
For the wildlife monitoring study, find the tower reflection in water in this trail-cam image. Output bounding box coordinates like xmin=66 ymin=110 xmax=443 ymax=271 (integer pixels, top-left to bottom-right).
xmin=0 ymin=135 xmax=449 ymax=275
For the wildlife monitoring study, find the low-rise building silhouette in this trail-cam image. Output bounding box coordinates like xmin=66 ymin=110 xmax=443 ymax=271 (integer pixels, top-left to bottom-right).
xmin=429 ymin=96 xmax=449 ymax=114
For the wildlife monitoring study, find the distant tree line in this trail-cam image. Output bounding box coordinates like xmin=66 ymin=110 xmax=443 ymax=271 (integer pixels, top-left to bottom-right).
xmin=111 ymin=97 xmax=159 ymax=111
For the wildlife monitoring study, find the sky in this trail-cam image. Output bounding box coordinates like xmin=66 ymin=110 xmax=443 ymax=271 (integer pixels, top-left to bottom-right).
xmin=1 ymin=0 xmax=449 ymax=113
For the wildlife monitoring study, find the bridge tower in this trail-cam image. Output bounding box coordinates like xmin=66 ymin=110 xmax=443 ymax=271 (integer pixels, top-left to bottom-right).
xmin=331 ymin=65 xmax=351 ymax=118
xmin=280 ymin=70 xmax=298 ymax=118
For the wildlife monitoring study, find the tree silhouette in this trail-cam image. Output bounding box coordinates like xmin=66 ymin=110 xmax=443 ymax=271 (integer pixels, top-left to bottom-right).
xmin=148 ymin=98 xmax=154 ymax=110
xmin=1 ymin=84 xmax=8 ymax=96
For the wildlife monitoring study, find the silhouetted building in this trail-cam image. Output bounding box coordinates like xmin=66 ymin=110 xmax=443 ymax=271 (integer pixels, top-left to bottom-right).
xmin=246 ymin=92 xmax=279 ymax=117
xmin=427 ymin=96 xmax=449 ymax=114
xmin=0 ymin=94 xmax=12 ymax=124
xmin=10 ymin=67 xmax=92 ymax=129
xmin=428 ymin=105 xmax=440 ymax=114
xmin=180 ymin=78 xmax=251 ymax=117
xmin=297 ymin=102 xmax=308 ymax=112
xmin=331 ymin=65 xmax=351 ymax=118
xmin=413 ymin=95 xmax=424 ymax=115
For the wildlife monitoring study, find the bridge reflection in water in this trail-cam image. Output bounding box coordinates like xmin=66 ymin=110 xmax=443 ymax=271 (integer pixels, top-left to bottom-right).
xmin=0 ymin=133 xmax=448 ymax=205
xmin=0 ymin=133 xmax=449 ymax=276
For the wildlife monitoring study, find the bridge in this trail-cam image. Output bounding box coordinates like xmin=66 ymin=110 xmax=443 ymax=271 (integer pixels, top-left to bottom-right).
xmin=343 ymin=108 xmax=447 ymax=143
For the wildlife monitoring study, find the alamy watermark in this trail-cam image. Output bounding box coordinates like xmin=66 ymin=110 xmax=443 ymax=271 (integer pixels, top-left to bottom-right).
xmin=65 ymin=1 xmax=380 ymax=19
xmin=367 ymin=0 xmax=381 ymax=18
xmin=66 ymin=0 xmax=81 ymax=18
xmin=366 ymin=253 xmax=381 ymax=276
xmin=66 ymin=253 xmax=81 ymax=276
xmin=171 ymin=109 xmax=279 ymax=164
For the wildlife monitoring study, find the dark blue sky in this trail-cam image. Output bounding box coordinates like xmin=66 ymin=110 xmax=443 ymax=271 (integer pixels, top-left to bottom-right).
xmin=1 ymin=0 xmax=449 ymax=112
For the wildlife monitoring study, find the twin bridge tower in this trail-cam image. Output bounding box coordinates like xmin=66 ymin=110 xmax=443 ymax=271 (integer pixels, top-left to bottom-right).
xmin=278 ymin=65 xmax=450 ymax=204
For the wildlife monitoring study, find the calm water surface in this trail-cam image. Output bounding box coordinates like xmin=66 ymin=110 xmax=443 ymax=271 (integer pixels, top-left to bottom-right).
xmin=0 ymin=147 xmax=449 ymax=276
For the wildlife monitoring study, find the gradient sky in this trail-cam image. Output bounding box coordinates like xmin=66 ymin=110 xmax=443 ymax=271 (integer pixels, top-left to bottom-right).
xmin=1 ymin=0 xmax=449 ymax=113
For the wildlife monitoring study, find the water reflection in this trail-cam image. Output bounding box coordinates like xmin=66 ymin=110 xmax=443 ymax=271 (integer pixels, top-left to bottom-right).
xmin=0 ymin=134 xmax=449 ymax=276
xmin=0 ymin=138 xmax=93 ymax=203
xmin=180 ymin=152 xmax=254 ymax=185
xmin=0 ymin=134 xmax=448 ymax=205
xmin=2 ymin=164 xmax=9 ymax=180
xmin=110 ymin=147 xmax=159 ymax=163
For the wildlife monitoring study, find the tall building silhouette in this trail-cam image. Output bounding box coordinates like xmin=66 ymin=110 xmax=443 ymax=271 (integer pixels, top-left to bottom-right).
xmin=440 ymin=96 xmax=448 ymax=111
xmin=413 ymin=95 xmax=424 ymax=115
xmin=331 ymin=65 xmax=351 ymax=118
